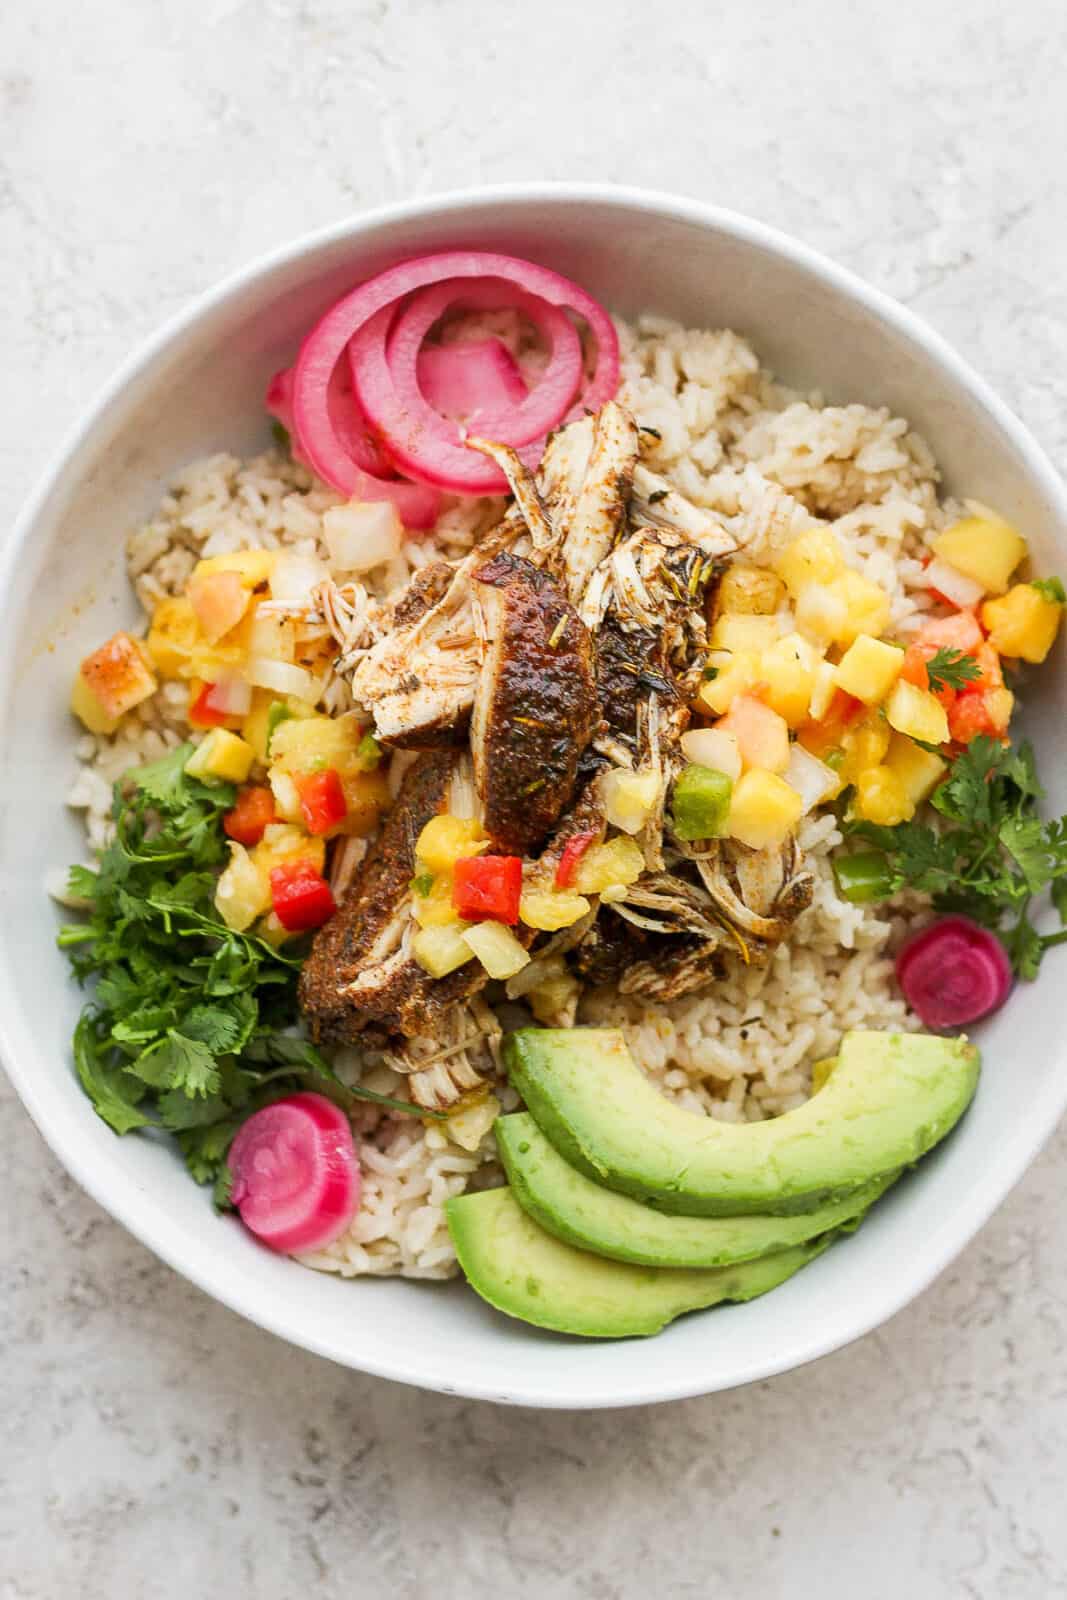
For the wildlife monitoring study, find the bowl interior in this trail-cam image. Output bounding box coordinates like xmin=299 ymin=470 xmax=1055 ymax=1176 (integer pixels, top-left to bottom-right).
xmin=3 ymin=190 xmax=1066 ymax=1406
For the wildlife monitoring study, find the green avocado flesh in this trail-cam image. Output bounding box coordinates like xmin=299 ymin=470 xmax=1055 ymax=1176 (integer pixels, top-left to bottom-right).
xmin=496 ymin=1113 xmax=897 ymax=1267
xmin=446 ymin=1186 xmax=830 ymax=1339
xmin=505 ymin=1027 xmax=979 ymax=1217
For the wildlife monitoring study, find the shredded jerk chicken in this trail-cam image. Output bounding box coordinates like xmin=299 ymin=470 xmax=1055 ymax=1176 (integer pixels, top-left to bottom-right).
xmin=301 ymin=401 xmax=813 ymax=1108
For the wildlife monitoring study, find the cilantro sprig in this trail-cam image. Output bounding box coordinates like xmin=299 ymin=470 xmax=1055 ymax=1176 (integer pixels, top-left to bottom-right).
xmin=847 ymin=736 xmax=1067 ymax=978
xmin=1032 ymin=577 xmax=1066 ymax=605
xmin=60 ymin=744 xmax=427 ymax=1201
xmin=924 ymin=646 xmax=982 ymax=695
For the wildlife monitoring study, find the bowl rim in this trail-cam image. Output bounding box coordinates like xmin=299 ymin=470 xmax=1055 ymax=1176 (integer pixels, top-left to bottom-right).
xmin=4 ymin=180 xmax=1067 ymax=1408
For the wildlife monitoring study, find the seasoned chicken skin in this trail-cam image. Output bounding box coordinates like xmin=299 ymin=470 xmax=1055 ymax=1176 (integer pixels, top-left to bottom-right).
xmin=470 ymin=551 xmax=598 ymax=854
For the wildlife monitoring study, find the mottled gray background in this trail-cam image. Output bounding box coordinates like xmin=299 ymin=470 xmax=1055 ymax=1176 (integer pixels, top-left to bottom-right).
xmin=3 ymin=2 xmax=1067 ymax=1595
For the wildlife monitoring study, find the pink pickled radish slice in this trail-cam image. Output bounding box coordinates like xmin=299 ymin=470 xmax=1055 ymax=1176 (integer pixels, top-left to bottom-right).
xmin=227 ymin=1092 xmax=360 ymax=1254
xmin=292 ymin=250 xmax=618 ymax=498
xmin=896 ymin=915 xmax=1013 ymax=1030
xmin=417 ymin=338 xmax=527 ymax=423
xmin=265 ymin=366 xmax=441 ymax=530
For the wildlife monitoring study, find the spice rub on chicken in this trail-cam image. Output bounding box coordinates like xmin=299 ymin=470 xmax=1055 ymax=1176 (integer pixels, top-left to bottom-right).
xmin=304 ymin=398 xmax=825 ymax=1108
xmin=470 ymin=551 xmax=598 ymax=854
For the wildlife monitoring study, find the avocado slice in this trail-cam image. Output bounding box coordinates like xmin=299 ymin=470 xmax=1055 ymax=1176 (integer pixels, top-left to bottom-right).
xmin=497 ymin=1113 xmax=897 ymax=1267
xmin=446 ymin=1186 xmax=832 ymax=1338
xmin=505 ymin=1027 xmax=979 ymax=1217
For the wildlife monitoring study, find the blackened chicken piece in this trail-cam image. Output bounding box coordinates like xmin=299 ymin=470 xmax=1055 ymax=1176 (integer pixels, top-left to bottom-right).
xmin=298 ymin=751 xmax=488 ymax=1043
xmin=470 ymin=551 xmax=598 ymax=855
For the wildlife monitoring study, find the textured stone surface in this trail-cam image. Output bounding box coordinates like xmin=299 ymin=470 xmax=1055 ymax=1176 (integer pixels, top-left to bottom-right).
xmin=3 ymin=1 xmax=1067 ymax=1594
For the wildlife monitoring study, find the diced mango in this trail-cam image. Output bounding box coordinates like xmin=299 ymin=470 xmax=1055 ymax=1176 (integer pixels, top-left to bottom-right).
xmin=833 ymin=634 xmax=904 ymax=705
xmin=571 ymin=836 xmax=645 ymax=896
xmin=697 ymin=650 xmax=759 ymax=716
xmin=519 ymin=889 xmax=591 ymax=932
xmin=981 ymin=582 xmax=1063 ymax=663
xmin=188 ymin=570 xmax=250 ymax=645
xmin=602 ymin=769 xmax=661 ymax=834
xmin=73 ymin=632 xmax=158 ymax=732
xmin=714 ymin=566 xmax=785 ymax=616
xmin=884 ymin=733 xmax=946 ymax=808
xmin=832 ymin=571 xmax=892 ymax=647
xmin=214 ymin=841 xmax=272 ymax=932
xmin=716 ymin=694 xmax=790 ymax=775
xmin=933 ymin=512 xmax=1027 ymax=595
xmin=269 ymin=711 xmax=364 ymax=777
xmin=412 ymin=923 xmax=475 ymax=979
xmin=774 ymin=528 xmax=846 ymax=596
xmin=854 ymin=766 xmax=913 ymax=827
xmin=726 ymin=769 xmax=804 ymax=850
xmin=885 ymin=678 xmax=949 ymax=746
xmin=461 ymin=920 xmax=530 ymax=980
xmin=708 ymin=614 xmax=782 ymax=653
xmin=416 ymin=814 xmax=488 ymax=876
xmin=185 ymin=728 xmax=256 ymax=784
xmin=193 ymin=548 xmax=278 ymax=589
xmin=146 ymin=597 xmax=200 ymax=679
xmin=760 ymin=633 xmax=817 ymax=727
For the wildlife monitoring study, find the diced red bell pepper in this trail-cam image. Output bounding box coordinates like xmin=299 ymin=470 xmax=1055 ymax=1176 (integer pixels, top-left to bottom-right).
xmin=189 ymin=682 xmax=239 ymax=728
xmin=295 ymin=768 xmax=348 ymax=836
xmin=452 ymin=854 xmax=523 ymax=925
xmin=269 ymin=861 xmax=337 ymax=932
xmin=223 ymin=785 xmax=277 ymax=847
xmin=914 ymin=610 xmax=985 ymax=654
xmin=554 ymin=831 xmax=598 ymax=890
xmin=948 ymin=687 xmax=1010 ymax=745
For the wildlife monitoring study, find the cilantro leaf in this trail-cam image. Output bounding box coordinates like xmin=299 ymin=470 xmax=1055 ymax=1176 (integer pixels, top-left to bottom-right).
xmin=924 ymin=647 xmax=982 ymax=694
xmin=1032 ymin=577 xmax=1066 ymax=604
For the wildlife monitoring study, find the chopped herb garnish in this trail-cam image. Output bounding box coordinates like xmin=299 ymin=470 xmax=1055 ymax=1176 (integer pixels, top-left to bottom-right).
xmin=924 ymin=647 xmax=983 ymax=694
xmin=410 ymin=872 xmax=435 ymax=898
xmin=846 ymin=736 xmax=1067 ymax=977
xmin=357 ymin=731 xmax=382 ymax=770
xmin=702 ymin=665 xmax=720 ymax=682
xmin=1032 ymin=577 xmax=1067 ymax=604
xmin=265 ymin=698 xmax=295 ymax=754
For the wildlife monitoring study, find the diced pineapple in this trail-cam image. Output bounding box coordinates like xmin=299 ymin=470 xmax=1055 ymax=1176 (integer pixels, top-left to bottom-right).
xmin=186 ymin=638 xmax=246 ymax=684
xmin=241 ymin=689 xmax=276 ymax=764
xmin=187 ymin=570 xmax=250 ymax=645
xmin=855 ymin=766 xmax=913 ymax=826
xmin=708 ymin=614 xmax=782 ymax=653
xmin=808 ymin=659 xmax=837 ymax=722
xmin=774 ymin=528 xmax=846 ymax=596
xmin=243 ymin=607 xmax=296 ymax=664
xmin=984 ymin=686 xmax=1015 ymax=732
xmin=831 ymin=571 xmax=892 ymax=647
xmin=268 ymin=711 xmax=364 ymax=777
xmin=833 ymin=634 xmax=903 ymax=705
xmin=416 ymin=814 xmax=488 ymax=875
xmin=185 ymin=728 xmax=256 ymax=784
xmin=981 ymin=582 xmax=1063 ymax=663
xmin=252 ymin=823 xmax=325 ymax=880
xmin=714 ymin=565 xmax=785 ymax=616
xmin=519 ymin=889 xmax=592 ymax=932
xmin=339 ymin=769 xmax=392 ymax=836
xmin=461 ymin=920 xmax=530 ymax=980
xmin=726 ymin=770 xmax=803 ymax=850
xmin=884 ymin=733 xmax=946 ymax=808
xmin=760 ymin=634 xmax=817 ymax=727
xmin=716 ymin=694 xmax=790 ymax=774
xmin=571 ymin=836 xmax=645 ymax=895
xmin=794 ymin=582 xmax=849 ymax=646
xmin=193 ymin=548 xmax=278 ymax=588
xmin=412 ymin=874 xmax=459 ymax=929
xmin=214 ymin=841 xmax=272 ymax=932
xmin=837 ymin=714 xmax=891 ymax=788
xmin=933 ymin=511 xmax=1027 ymax=595
xmin=412 ymin=923 xmax=476 ymax=979
xmin=72 ymin=632 xmax=158 ymax=733
xmin=885 ymin=678 xmax=949 ymax=746
xmin=268 ymin=767 xmax=303 ymax=823
xmin=602 ymin=769 xmax=661 ymax=834
xmin=443 ymin=1092 xmax=501 ymax=1152
xmin=146 ymin=597 xmax=200 ymax=679
xmin=697 ymin=650 xmax=759 ymax=716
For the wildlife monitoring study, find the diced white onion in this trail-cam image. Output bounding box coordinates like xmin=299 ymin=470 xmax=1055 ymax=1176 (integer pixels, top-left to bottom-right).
xmin=784 ymin=743 xmax=838 ymax=814
xmin=270 ymin=546 xmax=330 ymax=608
xmin=323 ymin=502 xmax=403 ymax=573
xmin=602 ymin=768 xmax=661 ymax=834
xmin=204 ymin=671 xmax=252 ymax=716
xmin=246 ymin=657 xmax=320 ymax=703
xmin=679 ymin=727 xmax=742 ymax=782
xmin=925 ymin=556 xmax=986 ymax=608
xmin=246 ymin=609 xmax=295 ymax=663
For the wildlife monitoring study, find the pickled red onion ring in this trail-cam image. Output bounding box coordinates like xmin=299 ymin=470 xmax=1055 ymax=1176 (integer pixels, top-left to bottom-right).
xmin=416 ymin=338 xmax=527 ymax=423
xmin=290 ymin=250 xmax=619 ymax=500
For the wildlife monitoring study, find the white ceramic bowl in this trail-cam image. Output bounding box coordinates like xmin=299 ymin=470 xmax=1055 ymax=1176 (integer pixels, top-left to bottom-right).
xmin=4 ymin=185 xmax=1066 ymax=1409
